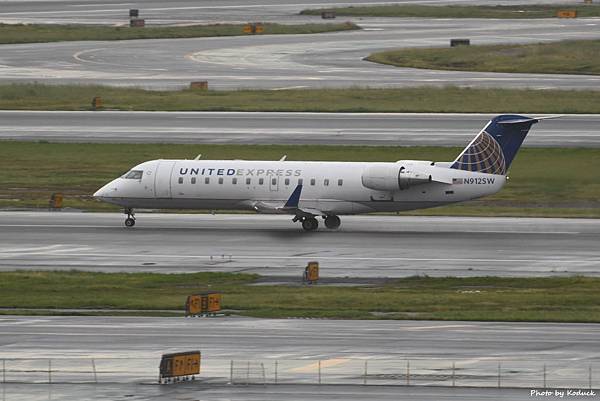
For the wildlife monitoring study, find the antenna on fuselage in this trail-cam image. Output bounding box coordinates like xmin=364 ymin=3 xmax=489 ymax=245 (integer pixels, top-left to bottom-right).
xmin=279 ymin=155 xmax=287 ymax=161
xmin=194 ymin=154 xmax=202 ymax=160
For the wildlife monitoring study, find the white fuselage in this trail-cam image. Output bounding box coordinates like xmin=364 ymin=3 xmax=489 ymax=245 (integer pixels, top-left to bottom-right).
xmin=94 ymin=159 xmax=506 ymax=215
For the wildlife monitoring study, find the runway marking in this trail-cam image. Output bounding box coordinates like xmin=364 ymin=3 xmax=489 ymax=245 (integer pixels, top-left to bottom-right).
xmin=291 ymin=358 xmax=349 ymax=373
xmin=0 ymin=250 xmax=597 ymax=265
xmin=0 ymin=224 xmax=582 ymax=235
xmin=271 ymin=86 xmax=309 ymax=90
xmin=0 ymin=245 xmax=64 ymax=253
xmin=0 ymin=318 xmax=48 ymax=326
xmin=73 ymin=48 xmax=108 ymax=64
xmin=69 ymin=3 xmax=134 ymax=7
xmin=404 ymin=325 xmax=473 ymax=331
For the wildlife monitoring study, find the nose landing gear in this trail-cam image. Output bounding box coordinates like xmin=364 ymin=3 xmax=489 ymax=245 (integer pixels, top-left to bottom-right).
xmin=124 ymin=208 xmax=136 ymax=227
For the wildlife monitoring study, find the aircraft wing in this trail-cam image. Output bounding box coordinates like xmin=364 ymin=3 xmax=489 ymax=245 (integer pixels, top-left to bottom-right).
xmin=250 ymin=185 xmax=323 ymax=217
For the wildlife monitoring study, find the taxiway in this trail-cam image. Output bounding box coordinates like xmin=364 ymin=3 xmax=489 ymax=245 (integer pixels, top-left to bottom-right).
xmin=1 ymin=111 xmax=598 ymax=146
xmin=1 ymin=11 xmax=599 ymax=90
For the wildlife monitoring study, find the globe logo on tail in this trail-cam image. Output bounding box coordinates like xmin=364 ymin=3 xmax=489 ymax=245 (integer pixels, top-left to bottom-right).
xmin=451 ymin=131 xmax=506 ymax=175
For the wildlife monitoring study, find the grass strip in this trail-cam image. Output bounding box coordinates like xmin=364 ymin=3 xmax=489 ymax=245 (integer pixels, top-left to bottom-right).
xmin=367 ymin=40 xmax=600 ymax=76
xmin=0 ymin=22 xmax=358 ymax=45
xmin=2 ymin=84 xmax=600 ymax=113
xmin=0 ymin=271 xmax=599 ymax=322
xmin=0 ymin=142 xmax=599 ymax=217
xmin=300 ymin=4 xmax=600 ymax=19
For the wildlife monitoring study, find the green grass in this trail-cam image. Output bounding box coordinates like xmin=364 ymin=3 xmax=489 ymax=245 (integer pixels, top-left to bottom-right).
xmin=3 ymin=84 xmax=600 ymax=113
xmin=0 ymin=22 xmax=359 ymax=45
xmin=1 ymin=271 xmax=599 ymax=322
xmin=367 ymin=40 xmax=600 ymax=76
xmin=300 ymin=4 xmax=600 ymax=18
xmin=0 ymin=142 xmax=599 ymax=217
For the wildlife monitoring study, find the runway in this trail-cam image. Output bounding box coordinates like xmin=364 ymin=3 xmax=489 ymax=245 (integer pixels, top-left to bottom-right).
xmin=0 ymin=212 xmax=598 ymax=278
xmin=0 ymin=111 xmax=598 ymax=147
xmin=1 ymin=7 xmax=599 ymax=89
xmin=6 ymin=315 xmax=597 ymax=362
xmin=0 ymin=384 xmax=538 ymax=401
xmin=0 ymin=316 xmax=598 ymax=395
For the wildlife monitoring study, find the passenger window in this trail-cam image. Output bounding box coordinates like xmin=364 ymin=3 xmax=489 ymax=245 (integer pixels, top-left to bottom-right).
xmin=178 ymin=177 xmax=183 ymax=184
xmin=298 ymin=178 xmax=303 ymax=185
xmin=271 ymin=178 xmax=277 ymax=185
xmin=191 ymin=177 xmax=196 ymax=184
xmin=232 ymin=178 xmax=237 ymax=185
xmin=310 ymin=178 xmax=315 ymax=186
xmin=124 ymin=170 xmax=143 ymax=180
xmin=338 ymin=179 xmax=343 ymax=186
xmin=285 ymin=178 xmax=290 ymax=185
xmin=218 ymin=177 xmax=224 ymax=184
xmin=324 ymin=179 xmax=329 ymax=186
xmin=205 ymin=177 xmax=210 ymax=184
xmin=259 ymin=178 xmax=264 ymax=185
xmin=246 ymin=178 xmax=251 ymax=185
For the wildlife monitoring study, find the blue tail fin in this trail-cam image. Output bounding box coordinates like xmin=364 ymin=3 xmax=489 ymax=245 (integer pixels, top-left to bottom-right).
xmin=451 ymin=114 xmax=539 ymax=175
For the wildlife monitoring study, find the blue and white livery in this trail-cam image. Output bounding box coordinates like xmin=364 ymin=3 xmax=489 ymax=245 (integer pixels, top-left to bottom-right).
xmin=94 ymin=114 xmax=552 ymax=231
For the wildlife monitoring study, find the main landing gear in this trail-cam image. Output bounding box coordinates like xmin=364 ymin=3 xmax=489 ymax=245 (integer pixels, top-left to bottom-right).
xmin=301 ymin=217 xmax=319 ymax=231
xmin=324 ymin=215 xmax=341 ymax=230
xmin=124 ymin=208 xmax=136 ymax=227
xmin=294 ymin=215 xmax=341 ymax=231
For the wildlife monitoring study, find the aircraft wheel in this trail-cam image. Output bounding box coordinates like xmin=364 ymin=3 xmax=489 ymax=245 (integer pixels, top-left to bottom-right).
xmin=324 ymin=215 xmax=341 ymax=230
xmin=125 ymin=217 xmax=136 ymax=227
xmin=301 ymin=217 xmax=319 ymax=231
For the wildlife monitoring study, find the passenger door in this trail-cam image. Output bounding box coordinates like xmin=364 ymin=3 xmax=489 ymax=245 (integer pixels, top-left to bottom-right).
xmin=154 ymin=161 xmax=175 ymax=198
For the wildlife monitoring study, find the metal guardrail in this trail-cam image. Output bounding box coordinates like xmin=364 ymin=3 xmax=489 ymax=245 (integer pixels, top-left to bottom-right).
xmin=0 ymin=357 xmax=596 ymax=390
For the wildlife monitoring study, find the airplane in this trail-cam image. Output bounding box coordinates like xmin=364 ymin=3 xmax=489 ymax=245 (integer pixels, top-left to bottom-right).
xmin=93 ymin=114 xmax=552 ymax=231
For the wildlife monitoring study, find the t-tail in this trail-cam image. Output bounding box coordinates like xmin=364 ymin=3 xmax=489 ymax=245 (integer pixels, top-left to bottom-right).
xmin=451 ymin=114 xmax=553 ymax=175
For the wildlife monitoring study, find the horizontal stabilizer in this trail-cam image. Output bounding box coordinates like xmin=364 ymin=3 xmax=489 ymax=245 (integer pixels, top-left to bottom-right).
xmin=497 ymin=115 xmax=561 ymax=125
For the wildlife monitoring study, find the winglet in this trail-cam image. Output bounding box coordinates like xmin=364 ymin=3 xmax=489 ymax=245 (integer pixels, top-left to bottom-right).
xmin=284 ymin=185 xmax=302 ymax=208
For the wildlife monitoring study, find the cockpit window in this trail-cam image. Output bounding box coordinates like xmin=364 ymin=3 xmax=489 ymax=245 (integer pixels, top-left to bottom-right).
xmin=123 ymin=170 xmax=143 ymax=180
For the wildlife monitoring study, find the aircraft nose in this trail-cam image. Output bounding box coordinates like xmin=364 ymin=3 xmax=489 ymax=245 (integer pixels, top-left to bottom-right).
xmin=92 ymin=188 xmax=105 ymax=199
xmin=93 ymin=181 xmax=116 ymax=199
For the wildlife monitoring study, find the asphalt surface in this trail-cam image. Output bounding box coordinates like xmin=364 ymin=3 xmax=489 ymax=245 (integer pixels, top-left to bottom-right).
xmin=1 ymin=3 xmax=599 ymax=89
xmin=0 ymin=212 xmax=598 ymax=278
xmin=0 ymin=316 xmax=598 ymax=393
xmin=0 ymin=0 xmax=584 ymax=25
xmin=3 ymin=316 xmax=598 ymax=364
xmin=0 ymin=111 xmax=597 ymax=147
xmin=0 ymin=384 xmax=543 ymax=401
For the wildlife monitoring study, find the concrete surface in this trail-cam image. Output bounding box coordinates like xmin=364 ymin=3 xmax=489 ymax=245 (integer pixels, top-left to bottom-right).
xmin=0 ymin=212 xmax=598 ymax=278
xmin=0 ymin=383 xmax=557 ymax=401
xmin=0 ymin=111 xmax=597 ymax=147
xmin=0 ymin=0 xmax=586 ymax=26
xmin=1 ymin=11 xmax=599 ymax=90
xmin=0 ymin=317 xmax=598 ymax=391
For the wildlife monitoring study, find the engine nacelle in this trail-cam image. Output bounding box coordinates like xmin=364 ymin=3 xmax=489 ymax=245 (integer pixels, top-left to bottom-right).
xmin=361 ymin=162 xmax=432 ymax=192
